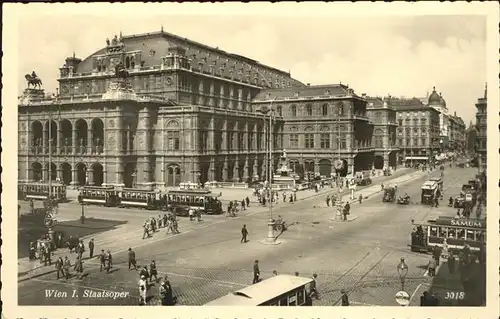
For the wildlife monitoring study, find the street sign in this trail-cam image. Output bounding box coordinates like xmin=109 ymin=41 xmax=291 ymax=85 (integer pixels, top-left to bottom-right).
xmin=395 ymin=290 xmax=410 ymax=306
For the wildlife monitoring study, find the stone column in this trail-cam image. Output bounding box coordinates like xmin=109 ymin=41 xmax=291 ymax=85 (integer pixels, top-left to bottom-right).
xmin=87 ymin=127 xmax=93 ymax=154
xmin=253 ymin=161 xmax=259 ymax=179
xmin=238 ymin=88 xmax=243 ymax=110
xmin=209 ymin=157 xmax=215 ymax=180
xmin=43 ymin=125 xmax=47 ymax=153
xmin=57 ymin=126 xmax=62 ymax=154
xmin=138 ymin=107 xmax=153 ymax=185
xmin=229 ymin=85 xmax=235 ymax=109
xmin=209 ymin=116 xmax=215 ymax=151
xmin=70 ymin=168 xmax=78 ymax=187
xmin=115 ymin=116 xmax=125 ymax=186
xmin=223 ymin=157 xmax=229 ymax=181
xmin=72 ymin=128 xmax=77 ymax=155
xmin=88 ymin=167 xmax=95 ymax=186
xmin=233 ymin=161 xmax=239 ymax=182
xmin=209 ymin=82 xmax=215 ymax=107
xmin=246 ymin=92 xmax=251 ymax=112
xmin=222 ymin=120 xmax=228 ymax=152
xmin=198 ymin=80 xmax=204 ymax=105
xmin=244 ymin=157 xmax=250 ymax=180
xmin=219 ymin=84 xmax=225 ymax=108
xmin=42 ymin=165 xmax=48 ymax=181
xmin=192 ymin=158 xmax=200 ymax=184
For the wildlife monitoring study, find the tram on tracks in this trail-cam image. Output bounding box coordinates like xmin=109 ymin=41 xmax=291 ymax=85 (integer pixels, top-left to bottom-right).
xmin=420 ymin=180 xmax=439 ymax=205
xmin=118 ymin=188 xmax=161 ymax=210
xmin=204 ymin=274 xmax=315 ymax=306
xmin=409 ymin=216 xmax=486 ymax=255
xmin=165 ymin=189 xmax=223 ymax=216
xmin=18 ymin=182 xmax=67 ymax=202
xmin=78 ymin=186 xmax=119 ymax=206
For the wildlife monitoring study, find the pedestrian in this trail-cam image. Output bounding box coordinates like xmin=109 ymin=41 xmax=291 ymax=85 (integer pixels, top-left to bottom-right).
xmin=326 ymin=195 xmax=331 ymax=207
xmin=74 ymin=256 xmax=83 ymax=279
xmin=309 ymin=273 xmax=320 ymax=299
xmin=246 ymin=196 xmax=250 ymax=207
xmin=447 ymin=252 xmax=455 ymax=275
xmin=63 ymin=256 xmax=71 ymax=279
xmin=241 ymin=199 xmax=246 ymax=210
xmin=140 ymin=266 xmax=150 ymax=284
xmin=77 ymin=240 xmax=85 ymax=260
xmin=88 ymin=238 xmax=95 ymax=258
xmin=358 ymin=194 xmax=363 ymax=204
xmin=427 ymin=257 xmax=437 ymax=277
xmin=293 ymin=193 xmax=297 ymax=202
xmin=282 ymin=192 xmax=286 ymax=203
xmin=29 ymin=241 xmax=36 ymax=260
xmin=433 ymin=245 xmax=441 ymax=266
xmin=128 ymin=247 xmax=137 ymax=270
xmin=253 ymin=260 xmax=260 ymax=284
xmin=55 ymin=257 xmax=64 ymax=279
xmin=341 ymin=289 xmax=350 ymax=306
xmin=188 ymin=208 xmax=194 ymax=221
xmin=241 ymin=225 xmax=248 ymax=243
xmin=159 ymin=280 xmax=169 ymax=305
xmin=150 ymin=260 xmax=158 ymax=282
xmin=99 ymin=249 xmax=106 ymax=271
xmin=43 ymin=244 xmax=52 ymax=266
xmin=151 ymin=217 xmax=157 ymax=232
xmin=143 ymin=220 xmax=151 ymax=239
xmin=138 ymin=275 xmax=148 ymax=305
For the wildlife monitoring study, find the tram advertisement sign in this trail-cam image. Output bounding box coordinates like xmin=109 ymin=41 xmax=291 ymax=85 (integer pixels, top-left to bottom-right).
xmin=395 ymin=290 xmax=410 ymax=306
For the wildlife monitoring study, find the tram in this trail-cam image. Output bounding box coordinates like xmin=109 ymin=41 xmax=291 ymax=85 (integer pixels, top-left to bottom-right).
xmin=204 ymin=274 xmax=314 ymax=306
xmin=78 ymin=186 xmax=119 ymax=206
xmin=420 ymin=181 xmax=438 ymax=205
xmin=118 ymin=188 xmax=160 ymax=210
xmin=18 ymin=182 xmax=67 ymax=202
xmin=409 ymin=216 xmax=486 ymax=254
xmin=166 ymin=189 xmax=223 ymax=216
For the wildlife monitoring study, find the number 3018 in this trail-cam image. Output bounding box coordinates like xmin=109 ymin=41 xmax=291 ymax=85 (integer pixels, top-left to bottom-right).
xmin=445 ymin=291 xmax=465 ymax=299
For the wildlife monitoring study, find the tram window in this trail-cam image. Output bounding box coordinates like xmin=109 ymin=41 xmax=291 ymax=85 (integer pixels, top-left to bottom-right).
xmin=476 ymin=231 xmax=484 ymax=242
xmin=439 ymin=227 xmax=447 ymax=237
xmin=466 ymin=230 xmax=475 ymax=240
xmin=288 ymin=293 xmax=297 ymax=306
xmin=448 ymin=228 xmax=456 ymax=238
xmin=457 ymin=230 xmax=465 ymax=240
xmin=297 ymin=289 xmax=305 ymax=304
xmin=279 ymin=297 xmax=288 ymax=306
xmin=430 ymin=227 xmax=438 ymax=237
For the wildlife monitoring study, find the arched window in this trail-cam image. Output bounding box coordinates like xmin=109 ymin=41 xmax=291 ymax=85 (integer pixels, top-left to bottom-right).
xmin=166 ymin=120 xmax=180 ymax=150
xmin=322 ymin=104 xmax=328 ymax=116
xmin=97 ymin=61 xmax=101 ymax=72
xmin=291 ymin=105 xmax=297 ymax=117
xmin=306 ymin=104 xmax=313 ymax=116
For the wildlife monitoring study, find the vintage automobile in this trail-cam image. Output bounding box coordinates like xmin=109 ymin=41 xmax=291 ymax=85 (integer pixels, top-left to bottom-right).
xmin=397 ymin=194 xmax=411 ymax=205
xmin=354 ymin=171 xmax=372 ymax=186
xmin=382 ymin=187 xmax=396 ymax=202
xmin=420 ymin=181 xmax=438 ymax=205
xmin=273 ymin=216 xmax=288 ymax=233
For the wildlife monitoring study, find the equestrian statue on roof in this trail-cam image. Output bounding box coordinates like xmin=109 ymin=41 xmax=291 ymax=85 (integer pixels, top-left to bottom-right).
xmin=25 ymin=71 xmax=43 ymax=89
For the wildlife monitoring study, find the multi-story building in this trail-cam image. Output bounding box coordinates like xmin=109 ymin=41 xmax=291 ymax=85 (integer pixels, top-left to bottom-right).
xmin=252 ymin=84 xmax=374 ymax=177
xmin=449 ymin=112 xmax=466 ymax=153
xmin=465 ymin=121 xmax=477 ymax=154
xmin=19 ymin=30 xmax=302 ymax=188
xmin=365 ymin=96 xmax=399 ymax=169
xmin=389 ymin=97 xmax=441 ymax=164
xmin=427 ymin=87 xmax=451 ymax=150
xmin=475 ymin=83 xmax=487 ymax=170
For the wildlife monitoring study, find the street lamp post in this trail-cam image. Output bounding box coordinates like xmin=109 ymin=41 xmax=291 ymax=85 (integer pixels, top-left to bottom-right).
xmin=80 ymin=201 xmax=85 ymax=224
xmin=259 ymin=98 xmax=280 ymax=245
xmin=397 ymin=257 xmax=409 ymax=291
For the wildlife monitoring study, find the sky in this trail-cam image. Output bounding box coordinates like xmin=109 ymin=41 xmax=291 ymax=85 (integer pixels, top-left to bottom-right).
xmin=14 ymin=4 xmax=488 ymax=125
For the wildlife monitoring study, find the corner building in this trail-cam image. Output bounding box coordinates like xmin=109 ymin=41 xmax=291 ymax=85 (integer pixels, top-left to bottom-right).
xmin=474 ymin=84 xmax=487 ymax=171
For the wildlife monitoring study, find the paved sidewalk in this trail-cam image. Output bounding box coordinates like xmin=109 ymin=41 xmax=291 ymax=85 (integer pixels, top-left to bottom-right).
xmin=17 ymin=167 xmax=417 ymax=282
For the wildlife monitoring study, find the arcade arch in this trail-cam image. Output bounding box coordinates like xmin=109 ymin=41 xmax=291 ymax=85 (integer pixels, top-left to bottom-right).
xmin=92 ymin=163 xmax=104 ymax=186
xmin=31 ymin=162 xmax=43 ymax=181
xmin=60 ymin=120 xmax=72 ymax=154
xmin=124 ymin=163 xmax=137 ymax=188
xmin=91 ymin=118 xmax=104 ymax=154
xmin=75 ymin=119 xmax=88 ymax=154
xmin=166 ymin=164 xmax=181 ymax=187
xmin=31 ymin=121 xmax=43 ymax=153
xmin=60 ymin=162 xmax=72 ymax=185
xmin=75 ymin=163 xmax=87 ymax=186
xmin=319 ymin=159 xmax=332 ymax=177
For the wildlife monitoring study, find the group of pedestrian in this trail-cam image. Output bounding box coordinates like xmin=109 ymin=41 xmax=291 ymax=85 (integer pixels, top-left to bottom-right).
xmin=143 ymin=213 xmax=180 ymax=239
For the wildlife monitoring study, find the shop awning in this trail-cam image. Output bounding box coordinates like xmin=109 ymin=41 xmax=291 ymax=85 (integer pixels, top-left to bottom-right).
xmin=405 ymin=156 xmax=428 ymax=160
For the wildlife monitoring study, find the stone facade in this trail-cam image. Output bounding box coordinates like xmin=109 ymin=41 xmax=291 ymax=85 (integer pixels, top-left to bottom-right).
xmin=389 ymin=97 xmax=441 ymax=164
xmin=253 ymin=85 xmax=375 ymax=177
xmin=365 ymin=96 xmax=399 ymax=169
xmin=475 ymin=84 xmax=487 ymax=170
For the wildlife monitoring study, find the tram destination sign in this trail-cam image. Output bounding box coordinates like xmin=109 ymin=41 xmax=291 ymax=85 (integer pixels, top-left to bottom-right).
xmin=437 ymin=217 xmax=485 ymax=228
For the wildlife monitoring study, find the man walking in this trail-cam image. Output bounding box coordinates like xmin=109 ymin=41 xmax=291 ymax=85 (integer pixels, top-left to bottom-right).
xmin=245 ymin=196 xmax=250 ymax=208
xmin=63 ymin=256 xmax=71 ymax=279
xmin=99 ymin=249 xmax=106 ymax=272
xmin=150 ymin=260 xmax=158 ymax=282
xmin=88 ymin=238 xmax=95 ymax=258
xmin=253 ymin=260 xmax=260 ymax=284
xmin=128 ymin=247 xmax=137 ymax=270
xmin=241 ymin=225 xmax=248 ymax=243
xmin=55 ymin=257 xmax=64 ymax=279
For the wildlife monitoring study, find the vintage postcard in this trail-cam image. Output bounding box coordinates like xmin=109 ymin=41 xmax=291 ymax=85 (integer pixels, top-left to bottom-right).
xmin=2 ymin=2 xmax=499 ymax=319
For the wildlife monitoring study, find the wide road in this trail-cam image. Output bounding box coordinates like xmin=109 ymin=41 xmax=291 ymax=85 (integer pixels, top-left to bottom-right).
xmin=19 ymin=166 xmax=477 ymax=306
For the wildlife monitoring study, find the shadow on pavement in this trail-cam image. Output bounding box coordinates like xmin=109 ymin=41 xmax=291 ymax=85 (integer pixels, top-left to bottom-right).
xmin=18 ymin=216 xmax=127 ymax=258
xmin=427 ymin=259 xmax=485 ymax=306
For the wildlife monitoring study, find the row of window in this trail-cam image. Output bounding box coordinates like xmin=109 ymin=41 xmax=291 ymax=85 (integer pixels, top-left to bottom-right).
xmin=397 ymin=138 xmax=429 ymax=146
